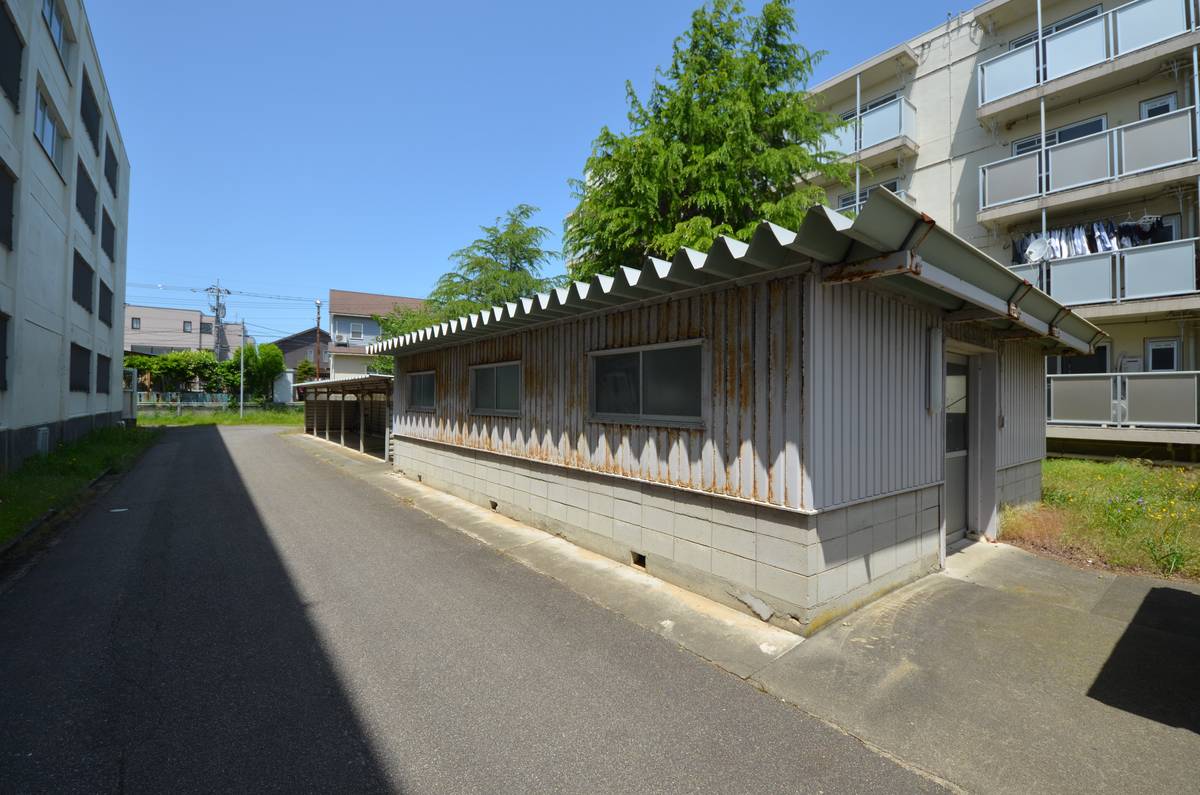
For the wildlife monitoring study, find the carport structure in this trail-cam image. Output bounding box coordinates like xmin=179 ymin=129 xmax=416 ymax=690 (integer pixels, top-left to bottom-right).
xmin=294 ymin=375 xmax=393 ymax=460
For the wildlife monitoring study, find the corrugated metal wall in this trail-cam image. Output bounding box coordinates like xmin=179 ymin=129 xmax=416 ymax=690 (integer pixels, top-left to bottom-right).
xmin=998 ymin=340 xmax=1047 ymax=468
xmin=395 ymin=276 xmax=808 ymax=510
xmin=808 ymin=280 xmax=944 ymax=510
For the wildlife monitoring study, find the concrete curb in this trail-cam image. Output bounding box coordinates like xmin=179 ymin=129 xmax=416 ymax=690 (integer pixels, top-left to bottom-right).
xmin=291 ymin=433 xmax=804 ymax=679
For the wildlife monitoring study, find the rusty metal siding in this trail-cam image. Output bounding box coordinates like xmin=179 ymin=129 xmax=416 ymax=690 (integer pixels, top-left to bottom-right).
xmin=998 ymin=341 xmax=1046 ymax=469
xmin=395 ymin=276 xmax=808 ymax=510
xmin=808 ymin=279 xmax=943 ymax=510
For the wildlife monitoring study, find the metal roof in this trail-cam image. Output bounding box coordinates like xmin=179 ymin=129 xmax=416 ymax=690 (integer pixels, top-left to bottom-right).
xmin=293 ymin=374 xmax=393 ymax=393
xmin=368 ymin=191 xmax=1104 ymax=357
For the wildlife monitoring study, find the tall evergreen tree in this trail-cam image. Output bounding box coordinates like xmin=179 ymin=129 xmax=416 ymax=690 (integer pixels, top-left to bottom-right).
xmin=563 ymin=0 xmax=850 ymax=280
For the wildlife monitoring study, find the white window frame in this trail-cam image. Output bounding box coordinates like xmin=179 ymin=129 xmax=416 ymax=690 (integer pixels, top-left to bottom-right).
xmin=1140 ymin=93 xmax=1177 ymax=120
xmin=183 ymin=321 xmax=192 ymax=333
xmin=34 ymin=92 xmax=66 ymax=172
xmin=130 ymin=316 xmax=140 ymax=330
xmin=1146 ymin=338 xmax=1181 ymax=372
xmin=1010 ymin=6 xmax=1102 ymax=50
xmin=469 ymin=360 xmax=522 ymax=417
xmin=350 ymin=321 xmax=364 ymax=340
xmin=42 ymin=0 xmax=71 ymax=60
xmin=840 ymin=92 xmax=898 ymax=120
xmin=588 ymin=338 xmax=707 ymax=428
xmin=839 ymin=179 xmax=899 ymax=210
xmin=305 ymin=348 xmax=313 ymax=361
xmin=406 ymin=370 xmax=436 ymax=413
xmin=1012 ymin=115 xmax=1106 ymax=156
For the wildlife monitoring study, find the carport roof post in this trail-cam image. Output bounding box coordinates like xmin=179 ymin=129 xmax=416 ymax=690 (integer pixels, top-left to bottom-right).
xmin=368 ymin=191 xmax=1104 ymax=358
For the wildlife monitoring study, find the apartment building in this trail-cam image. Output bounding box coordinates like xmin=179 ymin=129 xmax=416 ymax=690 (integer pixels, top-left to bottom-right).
xmin=0 ymin=0 xmax=129 ymax=471
xmin=814 ymin=0 xmax=1200 ymax=458
xmin=328 ymin=289 xmax=423 ymax=350
xmin=123 ymin=304 xmax=250 ymax=358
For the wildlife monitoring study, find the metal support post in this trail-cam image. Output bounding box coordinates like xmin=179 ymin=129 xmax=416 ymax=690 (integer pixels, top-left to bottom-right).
xmin=358 ymin=394 xmax=365 ymax=453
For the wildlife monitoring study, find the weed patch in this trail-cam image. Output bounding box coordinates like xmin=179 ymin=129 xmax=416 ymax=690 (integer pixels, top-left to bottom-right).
xmin=137 ymin=408 xmax=303 ymax=427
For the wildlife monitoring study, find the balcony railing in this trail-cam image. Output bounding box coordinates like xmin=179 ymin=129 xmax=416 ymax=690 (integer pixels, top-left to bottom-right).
xmin=978 ymin=0 xmax=1193 ymax=106
xmin=979 ymin=106 xmax=1197 ymax=209
xmin=1048 ymin=372 xmax=1200 ymax=427
xmin=840 ymin=189 xmax=910 ymax=215
xmin=1015 ymin=237 xmax=1200 ymax=306
xmin=824 ymin=98 xmax=917 ymax=156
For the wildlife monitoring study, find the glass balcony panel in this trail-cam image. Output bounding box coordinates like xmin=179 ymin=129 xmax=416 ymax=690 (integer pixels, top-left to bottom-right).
xmin=1049 ymin=376 xmax=1114 ymax=422
xmin=1122 ymin=238 xmax=1198 ymax=300
xmin=1125 ymin=373 xmax=1199 ymax=426
xmin=1044 ymin=16 xmax=1108 ymax=80
xmin=981 ymin=152 xmax=1040 ymax=206
xmin=979 ymin=45 xmax=1038 ymax=105
xmin=1120 ymin=109 xmax=1194 ymax=175
xmin=823 ymin=124 xmax=857 ymax=156
xmin=1048 ymin=253 xmax=1115 ymax=305
xmin=1114 ymin=0 xmax=1188 ymax=55
xmin=1047 ymin=133 xmax=1110 ymax=191
xmin=901 ymin=99 xmax=917 ymax=140
xmin=860 ymin=100 xmax=902 ymax=150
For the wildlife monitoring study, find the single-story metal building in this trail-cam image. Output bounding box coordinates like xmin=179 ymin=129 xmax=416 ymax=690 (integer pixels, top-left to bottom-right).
xmin=368 ymin=192 xmax=1104 ymax=633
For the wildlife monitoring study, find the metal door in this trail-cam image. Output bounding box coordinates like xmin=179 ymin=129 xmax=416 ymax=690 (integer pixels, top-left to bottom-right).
xmin=945 ymin=354 xmax=970 ymax=544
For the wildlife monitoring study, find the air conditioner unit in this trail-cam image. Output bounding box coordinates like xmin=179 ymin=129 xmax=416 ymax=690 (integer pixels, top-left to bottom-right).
xmin=334 ymin=334 xmax=348 ymax=346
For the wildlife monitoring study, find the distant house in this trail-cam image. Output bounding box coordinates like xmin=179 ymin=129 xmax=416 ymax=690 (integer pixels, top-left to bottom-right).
xmin=124 ymin=304 xmax=251 ymax=359
xmin=328 ymin=289 xmax=423 ymax=350
xmin=271 ymin=326 xmax=331 ymax=378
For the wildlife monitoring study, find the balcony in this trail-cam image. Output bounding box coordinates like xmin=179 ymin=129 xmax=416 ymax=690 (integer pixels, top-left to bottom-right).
xmin=1014 ymin=237 xmax=1200 ymax=306
xmin=978 ymin=107 xmax=1198 ymax=221
xmin=822 ymin=98 xmax=918 ymax=172
xmin=840 ymin=189 xmax=915 ymax=215
xmin=1048 ymin=371 xmax=1200 ymax=428
xmin=978 ymin=0 xmax=1197 ymax=118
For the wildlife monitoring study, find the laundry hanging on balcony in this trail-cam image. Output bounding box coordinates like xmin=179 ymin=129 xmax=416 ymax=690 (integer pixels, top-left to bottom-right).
xmin=1011 ymin=217 xmax=1170 ymax=264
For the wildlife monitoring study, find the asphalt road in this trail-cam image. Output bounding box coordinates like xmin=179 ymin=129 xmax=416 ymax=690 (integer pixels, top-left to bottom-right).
xmin=0 ymin=425 xmax=939 ymax=793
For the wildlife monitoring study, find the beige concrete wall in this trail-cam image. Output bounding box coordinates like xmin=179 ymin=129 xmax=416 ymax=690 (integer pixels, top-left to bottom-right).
xmin=0 ymin=0 xmax=129 ymax=454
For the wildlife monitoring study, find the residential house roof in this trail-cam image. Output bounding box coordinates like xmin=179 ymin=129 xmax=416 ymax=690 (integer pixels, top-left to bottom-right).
xmin=270 ymin=326 xmax=331 ymax=352
xmin=329 ymin=289 xmax=424 ymax=319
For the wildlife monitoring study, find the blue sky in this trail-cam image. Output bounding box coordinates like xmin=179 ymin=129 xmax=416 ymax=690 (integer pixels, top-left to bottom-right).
xmin=89 ymin=0 xmax=956 ymax=339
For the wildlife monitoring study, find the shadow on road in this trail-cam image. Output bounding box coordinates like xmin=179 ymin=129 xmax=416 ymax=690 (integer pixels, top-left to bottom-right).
xmin=0 ymin=426 xmax=394 ymax=790
xmin=1087 ymin=586 xmax=1200 ymax=733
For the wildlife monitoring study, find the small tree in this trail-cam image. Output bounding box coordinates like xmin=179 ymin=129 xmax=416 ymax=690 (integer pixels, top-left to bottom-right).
xmin=295 ymin=358 xmax=317 ymax=383
xmin=249 ymin=344 xmax=286 ymax=402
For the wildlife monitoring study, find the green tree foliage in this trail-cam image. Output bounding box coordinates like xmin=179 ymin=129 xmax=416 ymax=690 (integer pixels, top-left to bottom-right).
xmin=124 ymin=350 xmax=222 ymax=393
xmin=372 ymin=204 xmax=566 ymax=372
xmin=229 ymin=344 xmax=286 ymax=402
xmin=563 ymin=0 xmax=850 ymax=280
xmin=294 ymin=358 xmax=318 ymax=383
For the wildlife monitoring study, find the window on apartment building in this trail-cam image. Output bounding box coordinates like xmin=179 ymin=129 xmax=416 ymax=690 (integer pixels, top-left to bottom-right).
xmin=0 ymin=160 xmax=13 ymax=251
xmin=407 ymin=371 xmax=436 ymax=411
xmin=1013 ymin=116 xmax=1106 ymax=156
xmin=1147 ymin=339 xmax=1181 ymax=372
xmin=1047 ymin=343 xmax=1109 ymax=375
xmin=1010 ymin=6 xmax=1102 ymax=49
xmin=350 ymin=322 xmax=364 ymax=340
xmin=839 ymin=180 xmax=900 ymax=210
xmin=75 ymin=160 xmax=97 ymax=232
xmin=470 ymin=361 xmax=520 ymax=416
xmin=0 ymin=313 xmax=8 ymax=391
xmin=80 ymin=71 xmax=101 ymax=155
xmin=130 ymin=316 xmax=141 ymax=330
xmin=0 ymin=5 xmax=21 ymax=111
xmin=101 ymin=209 xmax=115 ymax=260
xmin=35 ymin=93 xmax=66 ymax=171
xmin=69 ymin=343 xmax=90 ymax=392
xmin=591 ymin=341 xmax=704 ymax=423
xmin=183 ymin=321 xmax=193 ymax=333
xmin=42 ymin=0 xmax=69 ymax=57
xmin=96 ymin=353 xmax=111 ymax=394
xmin=98 ymin=280 xmax=112 ymax=326
xmin=104 ymin=138 xmax=119 ymax=196
xmin=1140 ymin=94 xmax=1177 ymax=120
xmin=72 ymin=251 xmax=93 ymax=312
xmin=840 ymin=92 xmax=897 ymax=120
xmin=200 ymin=321 xmax=212 ymax=335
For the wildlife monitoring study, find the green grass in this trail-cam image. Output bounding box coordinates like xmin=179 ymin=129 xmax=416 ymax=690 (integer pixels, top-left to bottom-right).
xmin=1001 ymin=458 xmax=1200 ymax=579
xmin=0 ymin=426 xmax=160 ymax=547
xmin=136 ymin=408 xmax=304 ymax=427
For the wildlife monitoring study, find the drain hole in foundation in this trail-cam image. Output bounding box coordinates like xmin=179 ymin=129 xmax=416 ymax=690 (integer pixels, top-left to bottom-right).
xmin=489 ymin=500 xmax=499 ymax=510
xmin=417 ymin=474 xmax=422 ymax=482
xmin=630 ymin=551 xmax=647 ymax=568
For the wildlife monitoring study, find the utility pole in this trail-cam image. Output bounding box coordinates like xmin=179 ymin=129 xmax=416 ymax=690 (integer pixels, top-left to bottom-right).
xmin=239 ymin=330 xmax=245 ymax=418
xmin=204 ymin=281 xmax=232 ymax=361
xmin=314 ymin=299 xmax=323 ymax=378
